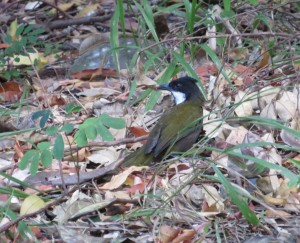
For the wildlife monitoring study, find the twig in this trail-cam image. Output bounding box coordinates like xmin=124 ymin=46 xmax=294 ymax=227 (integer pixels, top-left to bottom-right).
xmin=39 ymin=0 xmax=73 ymax=19
xmin=141 ymin=32 xmax=300 ymax=53
xmin=34 ymin=15 xmax=112 ymax=31
xmin=64 ymin=135 xmax=148 ymax=152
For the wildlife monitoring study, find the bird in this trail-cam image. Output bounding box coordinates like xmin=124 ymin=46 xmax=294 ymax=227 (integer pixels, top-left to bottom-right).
xmin=124 ymin=76 xmax=205 ymax=167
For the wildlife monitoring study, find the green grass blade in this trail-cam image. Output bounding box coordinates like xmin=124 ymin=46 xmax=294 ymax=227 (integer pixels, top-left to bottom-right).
xmin=212 ymin=164 xmax=259 ymax=225
xmin=133 ymin=0 xmax=159 ymax=42
xmin=172 ymin=51 xmax=206 ymax=99
xmin=200 ymin=44 xmax=232 ymax=83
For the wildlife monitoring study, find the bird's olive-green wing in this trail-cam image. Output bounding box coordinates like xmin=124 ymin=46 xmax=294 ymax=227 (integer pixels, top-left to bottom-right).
xmin=145 ymin=100 xmax=203 ymax=158
xmin=144 ymin=125 xmax=161 ymax=155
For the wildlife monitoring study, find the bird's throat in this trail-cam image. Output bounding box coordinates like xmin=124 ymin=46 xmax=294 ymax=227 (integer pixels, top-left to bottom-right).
xmin=171 ymin=91 xmax=186 ymax=105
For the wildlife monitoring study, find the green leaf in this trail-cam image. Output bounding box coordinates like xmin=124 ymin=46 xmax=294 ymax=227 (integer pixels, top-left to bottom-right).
xmin=37 ymin=141 xmax=50 ymax=150
xmin=97 ymin=123 xmax=114 ymax=141
xmin=40 ymin=149 xmax=52 ymax=167
xmin=29 ymin=28 xmax=45 ymax=36
xmin=5 ymin=35 xmax=12 ymax=44
xmin=75 ymin=129 xmax=88 ymax=147
xmin=85 ymin=125 xmax=97 ymax=140
xmin=45 ymin=126 xmax=59 ymax=136
xmin=65 ymin=102 xmax=82 ymax=115
xmin=61 ymin=124 xmax=74 ymax=133
xmin=101 ymin=114 xmax=125 ymax=129
xmin=31 ymin=110 xmax=51 ymax=129
xmin=212 ymin=164 xmax=259 ymax=225
xmin=28 ymin=35 xmax=37 ymax=44
xmin=53 ymin=134 xmax=64 ymax=160
xmin=5 ymin=207 xmax=35 ymax=240
xmin=19 ymin=150 xmax=36 ymax=170
xmin=30 ymin=152 xmax=40 ymax=176
xmin=23 ymin=24 xmax=34 ymax=34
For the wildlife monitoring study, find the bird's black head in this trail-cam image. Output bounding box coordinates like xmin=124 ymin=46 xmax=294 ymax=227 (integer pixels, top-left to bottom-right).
xmin=158 ymin=76 xmax=205 ymax=105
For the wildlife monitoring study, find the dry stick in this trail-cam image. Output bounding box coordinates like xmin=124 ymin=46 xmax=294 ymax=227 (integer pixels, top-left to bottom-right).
xmin=141 ymin=32 xmax=300 ymax=53
xmin=39 ymin=0 xmax=73 ymax=19
xmin=34 ymin=15 xmax=112 ymax=30
xmin=64 ymin=135 xmax=148 ymax=152
xmin=0 ymin=185 xmax=79 ymax=234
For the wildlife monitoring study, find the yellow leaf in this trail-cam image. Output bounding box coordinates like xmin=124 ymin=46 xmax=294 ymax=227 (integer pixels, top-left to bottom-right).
xmin=48 ymin=3 xmax=75 ymax=15
xmin=9 ymin=19 xmax=18 ymax=40
xmin=20 ymin=195 xmax=45 ymax=215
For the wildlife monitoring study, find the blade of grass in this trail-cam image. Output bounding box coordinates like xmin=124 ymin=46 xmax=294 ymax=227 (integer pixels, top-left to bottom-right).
xmin=212 ymin=164 xmax=259 ymax=225
xmin=0 ymin=171 xmax=43 ymax=193
xmin=207 ymin=146 xmax=298 ymax=186
xmin=145 ymin=60 xmax=177 ymax=111
xmin=172 ymin=50 xmax=206 ymax=99
xmin=110 ymin=2 xmax=120 ymax=76
xmin=133 ymin=0 xmax=159 ymax=42
xmin=201 ymin=44 xmax=232 ymax=83
xmin=118 ymin=0 xmax=125 ymax=35
xmin=0 ymin=127 xmax=37 ymax=139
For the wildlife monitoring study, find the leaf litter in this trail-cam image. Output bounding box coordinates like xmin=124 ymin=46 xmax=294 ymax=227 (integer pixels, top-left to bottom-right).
xmin=0 ymin=1 xmax=299 ymax=242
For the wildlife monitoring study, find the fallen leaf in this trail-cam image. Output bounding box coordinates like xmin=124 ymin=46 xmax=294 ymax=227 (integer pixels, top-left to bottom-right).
xmin=159 ymin=224 xmax=180 ymax=243
xmin=20 ymin=195 xmax=45 ymax=215
xmin=0 ymin=81 xmax=22 ymax=102
xmin=234 ymin=91 xmax=253 ymax=117
xmin=99 ymin=166 xmax=148 ymax=190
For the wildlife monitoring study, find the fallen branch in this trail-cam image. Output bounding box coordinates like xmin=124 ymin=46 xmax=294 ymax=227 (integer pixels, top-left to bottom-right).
xmin=34 ymin=15 xmax=112 ymax=31
xmin=64 ymin=135 xmax=148 ymax=152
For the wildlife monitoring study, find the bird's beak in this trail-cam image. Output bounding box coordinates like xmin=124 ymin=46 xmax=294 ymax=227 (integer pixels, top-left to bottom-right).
xmin=158 ymin=83 xmax=172 ymax=91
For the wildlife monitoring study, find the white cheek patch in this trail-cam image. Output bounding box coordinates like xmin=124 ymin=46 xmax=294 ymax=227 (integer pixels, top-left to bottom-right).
xmin=171 ymin=91 xmax=186 ymax=105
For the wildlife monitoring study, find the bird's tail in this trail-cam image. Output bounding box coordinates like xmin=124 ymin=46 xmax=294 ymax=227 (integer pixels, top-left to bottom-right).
xmin=123 ymin=146 xmax=154 ymax=167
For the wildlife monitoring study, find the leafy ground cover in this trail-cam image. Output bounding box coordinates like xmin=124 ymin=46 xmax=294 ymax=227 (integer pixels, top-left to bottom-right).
xmin=0 ymin=0 xmax=299 ymax=242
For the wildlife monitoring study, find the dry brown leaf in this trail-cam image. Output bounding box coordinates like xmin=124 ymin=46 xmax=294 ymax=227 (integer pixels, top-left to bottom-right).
xmin=64 ymin=148 xmax=89 ymax=162
xmin=226 ymin=126 xmax=248 ymax=145
xmin=0 ymin=81 xmax=22 ymax=103
xmin=284 ymin=193 xmax=300 ymax=211
xmin=256 ymin=191 xmax=286 ymax=205
xmin=104 ymin=190 xmax=131 ymax=200
xmin=256 ymin=50 xmax=270 ymax=70
xmin=265 ymin=209 xmax=291 ymax=218
xmin=159 ymin=225 xmax=180 ymax=243
xmin=202 ymin=184 xmax=224 ymax=212
xmin=87 ymin=147 xmax=120 ymax=166
xmin=75 ymin=4 xmax=102 ymax=18
xmin=173 ymin=229 xmax=197 ymax=243
xmin=49 ymin=3 xmax=75 ymax=15
xmin=99 ymin=166 xmax=147 ymax=190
